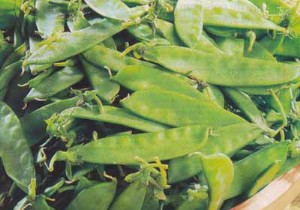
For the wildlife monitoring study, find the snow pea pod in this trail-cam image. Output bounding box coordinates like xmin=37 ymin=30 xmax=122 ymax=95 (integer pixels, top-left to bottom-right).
xmin=24 ymin=66 xmax=84 ymax=102
xmin=0 ymin=102 xmax=35 ymax=192
xmin=0 ymin=35 xmax=13 ymax=67
xmin=202 ymin=85 xmax=225 ymax=108
xmin=21 ymin=97 xmax=79 ymax=145
xmin=81 ymin=58 xmax=119 ymax=103
xmin=168 ymin=123 xmax=262 ymax=184
xmin=1 ymin=43 xmax=26 ymax=71
xmin=35 ymin=0 xmax=66 ymax=37
xmin=0 ymin=61 xmax=22 ymax=93
xmin=225 ymin=142 xmax=289 ymax=199
xmin=244 ymin=41 xmax=276 ymax=60
xmin=82 ymin=45 xmax=155 ymax=72
xmin=23 ymin=19 xmax=130 ymax=66
xmin=0 ymin=0 xmax=22 ymax=30
xmin=53 ymin=105 xmax=168 ymax=133
xmin=215 ymin=37 xmax=244 ymax=56
xmin=154 ymin=19 xmax=184 ymax=46
xmin=113 ymin=65 xmax=207 ymax=100
xmin=66 ymin=181 xmax=117 ymax=210
xmin=49 ymin=125 xmax=210 ymax=167
xmin=121 ymin=89 xmax=246 ymax=128
xmin=275 ymin=37 xmax=300 ymax=58
xmin=200 ymin=0 xmax=285 ymax=32
xmin=138 ymin=46 xmax=300 ymax=86
xmin=199 ymin=153 xmax=234 ymax=210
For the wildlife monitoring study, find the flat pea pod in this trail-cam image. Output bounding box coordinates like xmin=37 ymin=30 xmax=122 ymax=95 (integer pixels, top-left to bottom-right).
xmin=121 ymin=89 xmax=246 ymax=128
xmin=245 ymin=160 xmax=281 ymax=198
xmin=215 ymin=37 xmax=244 ymax=56
xmin=138 ymin=46 xmax=300 ymax=86
xmin=53 ymin=105 xmax=168 ymax=133
xmin=0 ymin=61 xmax=22 ymax=93
xmin=259 ymin=33 xmax=285 ymax=54
xmin=81 ymin=58 xmax=120 ymax=103
xmin=201 ymin=84 xmax=225 ymax=108
xmin=141 ymin=187 xmax=160 ymax=210
xmin=222 ymin=87 xmax=269 ymax=131
xmin=0 ymin=35 xmax=13 ymax=67
xmin=168 ymin=123 xmax=262 ymax=184
xmin=0 ymin=0 xmax=22 ymax=30
xmin=23 ymin=19 xmax=130 ymax=66
xmin=200 ymin=0 xmax=285 ymax=32
xmin=35 ymin=0 xmax=66 ymax=37
xmin=24 ymin=66 xmax=84 ymax=102
xmin=66 ymin=181 xmax=117 ymax=210
xmin=154 ymin=19 xmax=184 ymax=46
xmin=1 ymin=43 xmax=26 ymax=71
xmin=85 ymin=0 xmax=147 ymax=21
xmin=82 ymin=45 xmax=155 ymax=73
xmin=174 ymin=0 xmax=222 ymax=54
xmin=225 ymin=142 xmax=289 ymax=199
xmin=176 ymin=198 xmax=206 ymax=210
xmin=0 ymin=102 xmax=35 ymax=192
xmin=31 ymin=195 xmax=54 ymax=210
xmin=49 ymin=125 xmax=210 ymax=167
xmin=21 ymin=97 xmax=79 ymax=145
xmin=113 ymin=65 xmax=207 ymax=100
xmin=244 ymin=41 xmax=276 ymax=60
xmin=275 ymin=37 xmax=300 ymax=58
xmin=237 ymin=84 xmax=287 ymax=95
xmin=199 ymin=153 xmax=234 ymax=210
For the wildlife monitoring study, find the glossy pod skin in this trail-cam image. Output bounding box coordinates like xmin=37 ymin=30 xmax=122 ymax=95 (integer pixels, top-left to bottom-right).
xmin=23 ymin=19 xmax=130 ymax=66
xmin=113 ymin=65 xmax=207 ymax=100
xmin=66 ymin=181 xmax=117 ymax=210
xmin=0 ymin=102 xmax=35 ymax=192
xmin=168 ymin=123 xmax=262 ymax=183
xmin=225 ymin=142 xmax=289 ymax=199
xmin=139 ymin=46 xmax=300 ymax=86
xmin=121 ymin=89 xmax=246 ymax=127
xmin=49 ymin=125 xmax=210 ymax=167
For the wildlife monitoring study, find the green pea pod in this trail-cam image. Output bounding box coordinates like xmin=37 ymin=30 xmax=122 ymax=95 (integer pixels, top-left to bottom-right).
xmin=24 ymin=66 xmax=84 ymax=102
xmin=200 ymin=0 xmax=285 ymax=32
xmin=222 ymin=88 xmax=270 ymax=131
xmin=49 ymin=125 xmax=210 ymax=167
xmin=154 ymin=19 xmax=184 ymax=46
xmin=0 ymin=102 xmax=35 ymax=192
xmin=51 ymin=105 xmax=168 ymax=133
xmin=226 ymin=142 xmax=289 ymax=199
xmin=121 ymin=89 xmax=246 ymax=127
xmin=174 ymin=0 xmax=222 ymax=54
xmin=121 ymin=0 xmax=153 ymax=5
xmin=113 ymin=65 xmax=207 ymax=100
xmin=237 ymin=84 xmax=287 ymax=95
xmin=259 ymin=33 xmax=285 ymax=54
xmin=21 ymin=97 xmax=79 ymax=145
xmin=0 ymin=35 xmax=13 ymax=67
xmin=23 ymin=19 xmax=131 ymax=66
xmin=28 ymin=68 xmax=55 ymax=88
xmin=74 ymin=176 xmax=98 ymax=195
xmin=245 ymin=160 xmax=281 ymax=198
xmin=199 ymin=153 xmax=234 ymax=210
xmin=31 ymin=195 xmax=54 ymax=210
xmin=82 ymin=45 xmax=155 ymax=72
xmin=176 ymin=198 xmax=207 ymax=210
xmin=66 ymin=181 xmax=117 ymax=210
xmin=201 ymin=84 xmax=225 ymax=108
xmin=0 ymin=0 xmax=22 ymax=30
xmin=0 ymin=61 xmax=22 ymax=93
xmin=85 ymin=0 xmax=148 ymax=21
xmin=244 ymin=41 xmax=276 ymax=60
xmin=275 ymin=37 xmax=300 ymax=58
xmin=81 ymin=58 xmax=120 ymax=103
xmin=168 ymin=123 xmax=262 ymax=184
xmin=35 ymin=0 xmax=66 ymax=37
xmin=1 ymin=43 xmax=26 ymax=71
xmin=141 ymin=186 xmax=160 ymax=210
xmin=127 ymin=23 xmax=170 ymax=45
xmin=215 ymin=37 xmax=244 ymax=56
xmin=139 ymin=46 xmax=300 ymax=86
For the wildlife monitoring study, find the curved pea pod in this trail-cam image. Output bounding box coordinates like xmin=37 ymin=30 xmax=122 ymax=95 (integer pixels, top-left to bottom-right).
xmin=24 ymin=66 xmax=84 ymax=102
xmin=121 ymin=89 xmax=245 ymax=128
xmin=0 ymin=61 xmax=22 ymax=93
xmin=66 ymin=180 xmax=117 ymax=210
xmin=174 ymin=0 xmax=222 ymax=54
xmin=113 ymin=65 xmax=207 ymax=100
xmin=244 ymin=41 xmax=276 ymax=60
xmin=259 ymin=33 xmax=285 ymax=54
xmin=21 ymin=97 xmax=79 ymax=145
xmin=0 ymin=102 xmax=35 ymax=192
xmin=127 ymin=23 xmax=170 ymax=45
xmin=199 ymin=0 xmax=285 ymax=32
xmin=201 ymin=84 xmax=225 ymax=108
xmin=245 ymin=160 xmax=281 ymax=198
xmin=85 ymin=0 xmax=148 ymax=21
xmin=82 ymin=45 xmax=155 ymax=73
xmin=23 ymin=19 xmax=130 ymax=66
xmin=35 ymin=0 xmax=66 ymax=37
xmin=49 ymin=125 xmax=210 ymax=167
xmin=225 ymin=142 xmax=289 ymax=199
xmin=199 ymin=153 xmax=234 ymax=210
xmin=81 ymin=58 xmax=119 ymax=103
xmin=1 ymin=43 xmax=26 ymax=71
xmin=222 ymin=88 xmax=270 ymax=131
xmin=168 ymin=123 xmax=262 ymax=184
xmin=215 ymin=37 xmax=244 ymax=56
xmin=60 ymin=106 xmax=168 ymax=132
xmin=275 ymin=37 xmax=300 ymax=58
xmin=154 ymin=19 xmax=184 ymax=46
xmin=139 ymin=46 xmax=300 ymax=86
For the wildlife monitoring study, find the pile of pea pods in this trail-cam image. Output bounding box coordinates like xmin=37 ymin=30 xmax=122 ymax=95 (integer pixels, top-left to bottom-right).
xmin=1 ymin=0 xmax=300 ymax=209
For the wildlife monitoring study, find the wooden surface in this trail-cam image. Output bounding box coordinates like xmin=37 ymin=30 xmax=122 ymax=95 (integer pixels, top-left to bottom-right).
xmin=231 ymin=164 xmax=300 ymax=210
